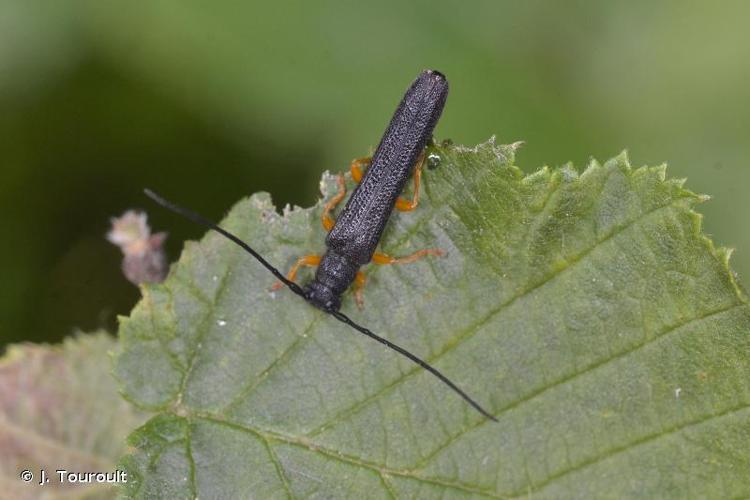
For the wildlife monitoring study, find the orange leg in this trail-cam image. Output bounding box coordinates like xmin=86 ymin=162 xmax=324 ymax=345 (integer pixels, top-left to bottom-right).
xmin=350 ymin=153 xmax=425 ymax=212
xmin=395 ymin=151 xmax=425 ymax=212
xmin=372 ymin=247 xmax=444 ymax=265
xmin=270 ymin=254 xmax=321 ymax=291
xmin=353 ymin=271 xmax=366 ymax=309
xmin=322 ymin=175 xmax=347 ymax=232
xmin=350 ymin=156 xmax=370 ymax=183
xmin=354 ymin=247 xmax=444 ymax=307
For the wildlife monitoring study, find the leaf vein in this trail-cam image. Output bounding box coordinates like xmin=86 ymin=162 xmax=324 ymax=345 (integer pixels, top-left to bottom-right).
xmin=220 ymin=316 xmax=321 ymax=415
xmin=306 ymin=199 xmax=687 ymax=437
xmin=197 ymin=414 xmax=504 ymax=498
xmin=261 ymin=435 xmax=294 ymax=499
xmin=414 ymin=301 xmax=746 ymax=470
xmin=514 ymin=399 xmax=750 ymax=497
xmin=185 ymin=420 xmax=197 ymax=499
xmin=379 ymin=472 xmax=397 ymax=500
xmin=174 ymin=240 xmax=241 ymax=407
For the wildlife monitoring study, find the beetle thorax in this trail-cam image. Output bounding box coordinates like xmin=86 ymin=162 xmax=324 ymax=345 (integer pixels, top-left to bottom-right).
xmin=304 ymin=251 xmax=358 ymax=311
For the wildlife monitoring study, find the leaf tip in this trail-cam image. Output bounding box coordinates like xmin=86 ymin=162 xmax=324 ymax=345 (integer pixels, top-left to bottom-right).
xmin=508 ymin=139 xmax=525 ymax=153
xmin=559 ymin=162 xmax=579 ymax=180
xmin=587 ymin=157 xmax=602 ymax=170
xmin=715 ymin=246 xmax=748 ymax=303
xmin=614 ymin=149 xmax=630 ymax=166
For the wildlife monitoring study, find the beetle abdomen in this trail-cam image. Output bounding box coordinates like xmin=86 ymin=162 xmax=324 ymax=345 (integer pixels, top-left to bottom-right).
xmin=326 ymin=70 xmax=449 ymax=265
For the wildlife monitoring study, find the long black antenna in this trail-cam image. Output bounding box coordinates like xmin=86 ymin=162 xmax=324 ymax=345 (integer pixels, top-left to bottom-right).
xmin=144 ymin=188 xmax=497 ymax=422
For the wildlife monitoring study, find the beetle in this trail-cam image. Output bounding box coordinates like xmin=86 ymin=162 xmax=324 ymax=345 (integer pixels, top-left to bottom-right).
xmin=302 ymin=69 xmax=448 ymax=311
xmin=145 ymin=70 xmax=496 ymax=421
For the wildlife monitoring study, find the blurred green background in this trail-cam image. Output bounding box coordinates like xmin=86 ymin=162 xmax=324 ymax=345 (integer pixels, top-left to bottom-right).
xmin=1 ymin=1 xmax=748 ymax=348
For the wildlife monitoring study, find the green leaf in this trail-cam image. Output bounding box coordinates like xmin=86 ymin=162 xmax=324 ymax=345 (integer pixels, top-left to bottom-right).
xmin=115 ymin=140 xmax=750 ymax=498
xmin=0 ymin=332 xmax=145 ymax=499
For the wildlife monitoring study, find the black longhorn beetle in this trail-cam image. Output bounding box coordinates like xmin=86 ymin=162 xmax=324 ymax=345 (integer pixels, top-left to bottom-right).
xmin=145 ymin=69 xmax=497 ymax=421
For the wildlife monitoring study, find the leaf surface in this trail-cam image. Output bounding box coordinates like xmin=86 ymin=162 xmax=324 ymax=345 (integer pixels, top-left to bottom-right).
xmin=115 ymin=141 xmax=750 ymax=498
xmin=0 ymin=333 xmax=145 ymax=499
